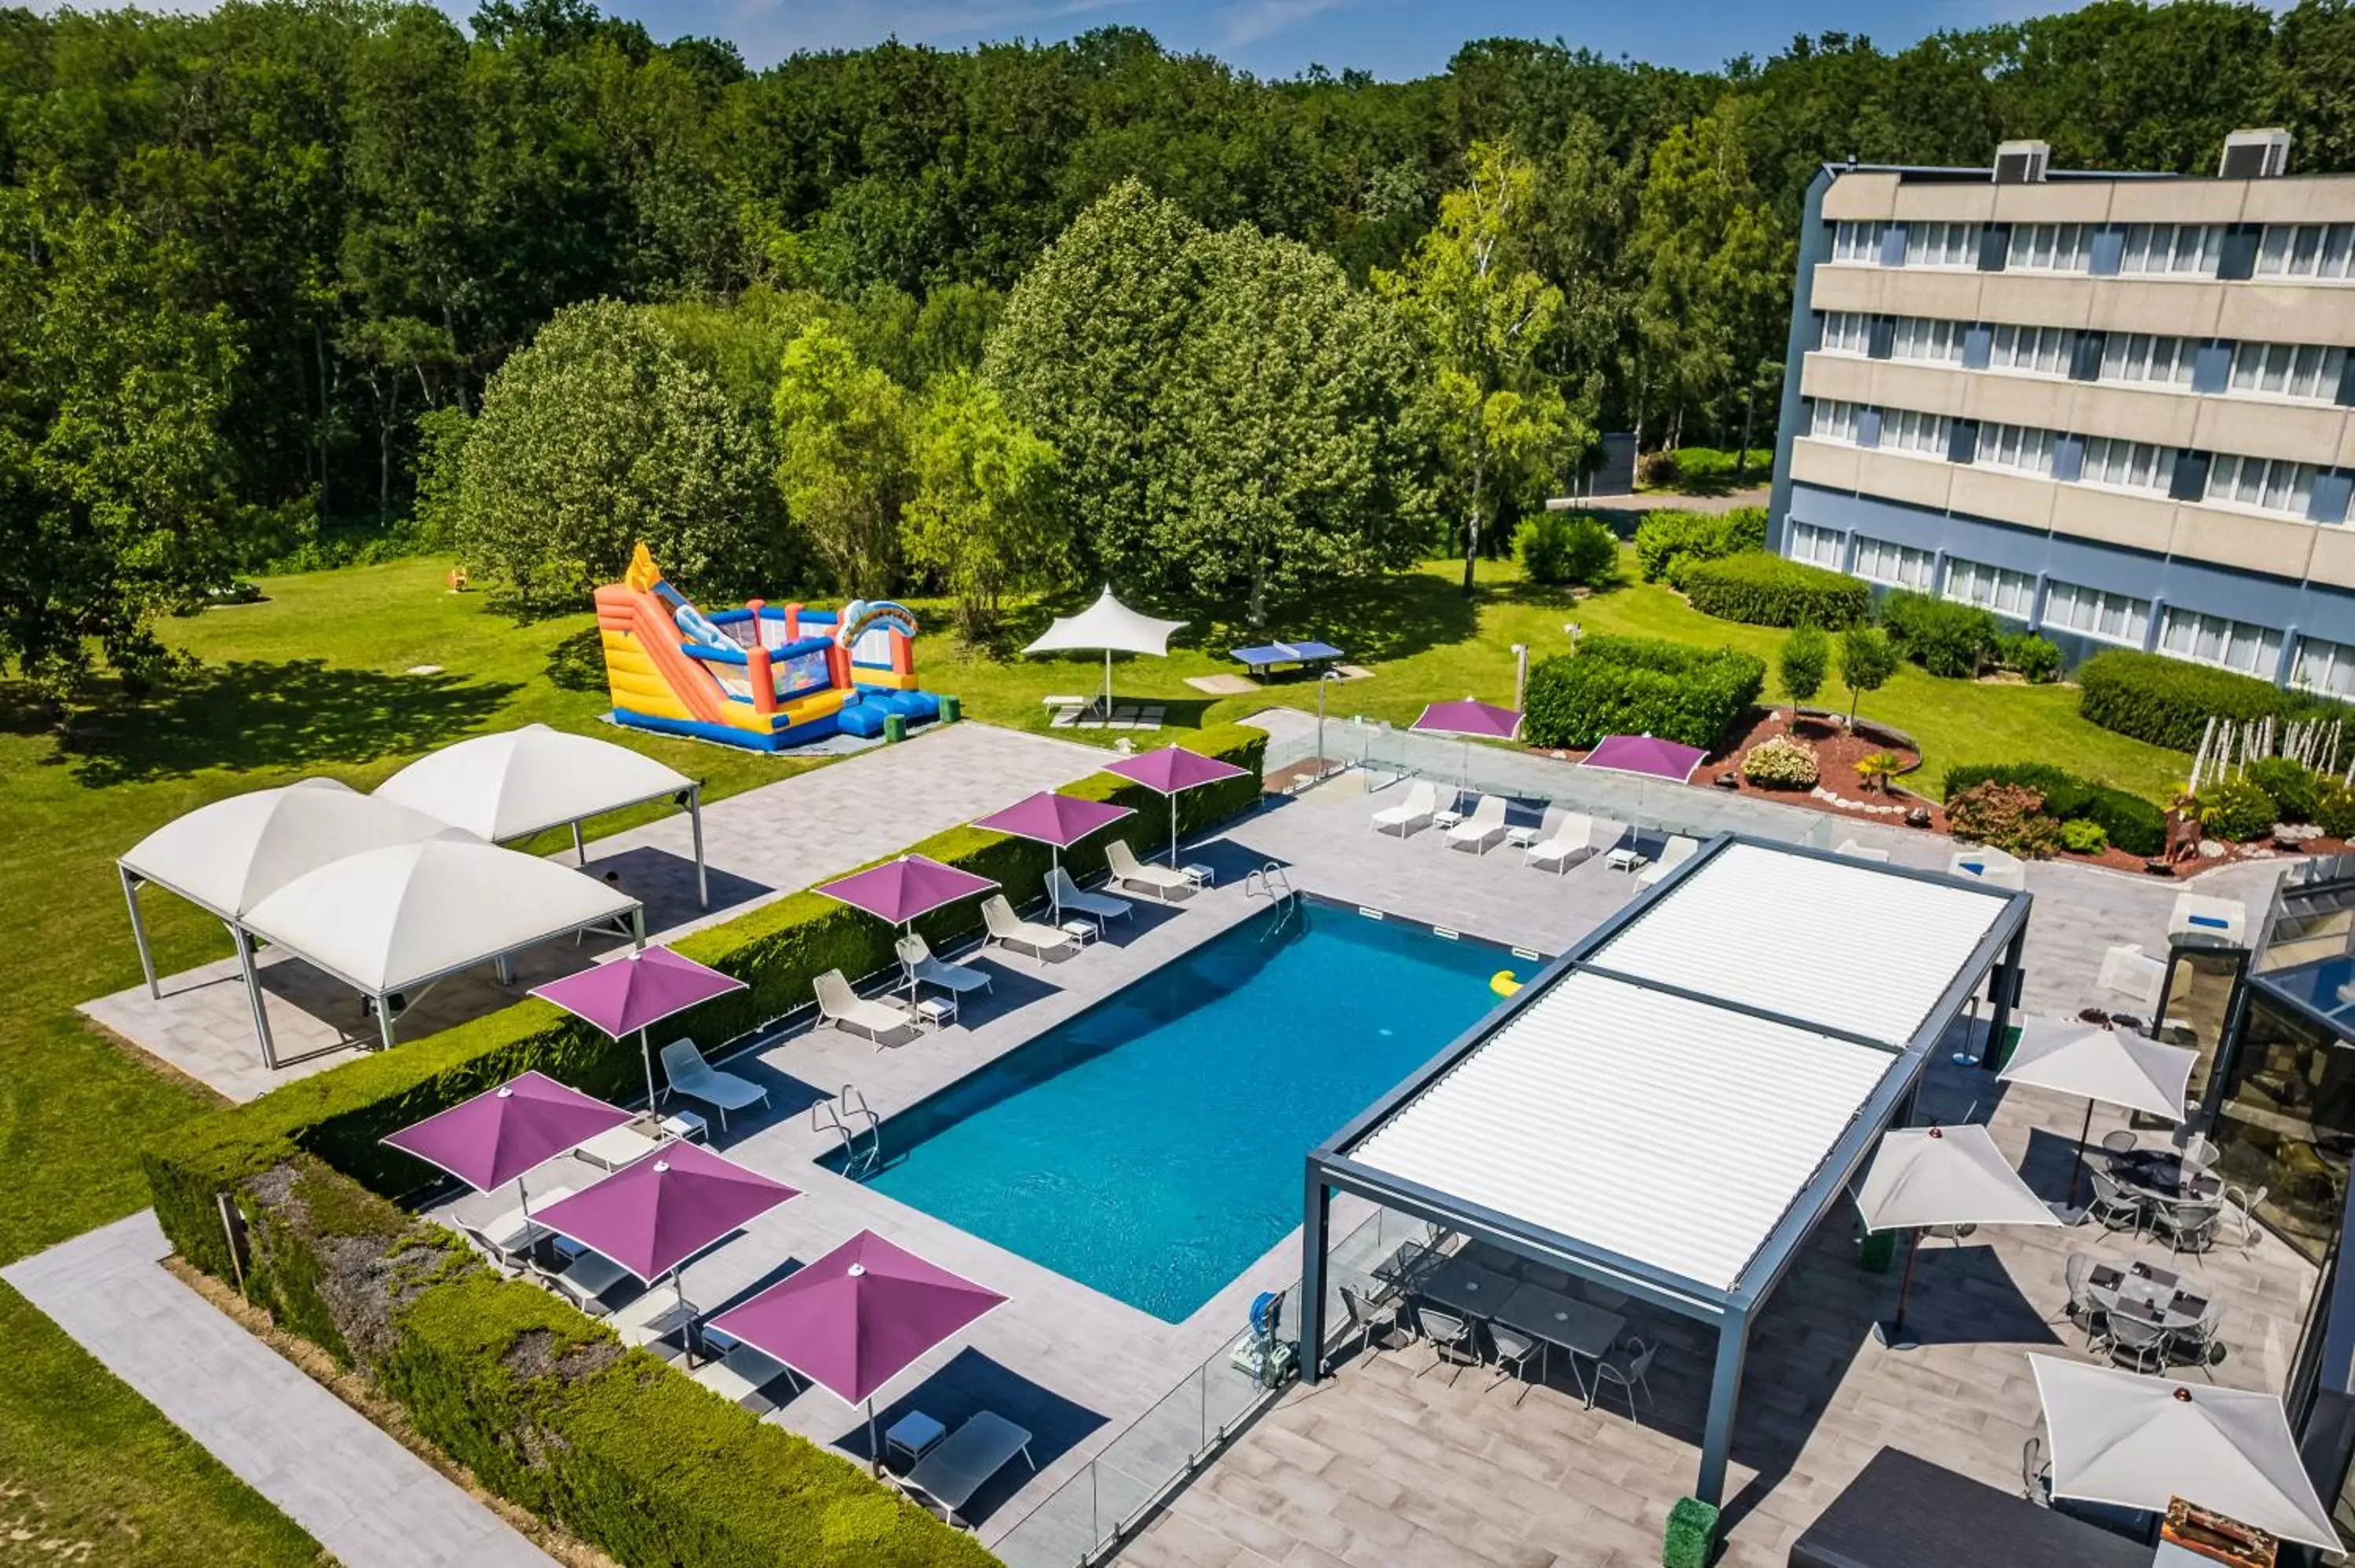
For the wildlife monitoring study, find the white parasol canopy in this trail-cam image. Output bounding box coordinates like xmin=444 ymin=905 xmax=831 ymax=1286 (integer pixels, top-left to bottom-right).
xmin=2000 ymin=1026 xmax=2197 ymax=1124
xmin=2030 ymin=1355 xmax=2341 ymax=1548
xmin=376 ymin=723 xmax=692 ymax=845
xmin=1023 ymin=586 xmax=1186 ymax=713
xmin=1856 ymin=1124 xmax=2061 ymax=1232
xmin=119 ymin=777 xmax=451 ymax=919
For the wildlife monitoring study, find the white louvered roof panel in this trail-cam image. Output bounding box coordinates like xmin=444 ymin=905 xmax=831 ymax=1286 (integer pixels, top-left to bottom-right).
xmin=1591 ymin=842 xmax=2008 ymax=1044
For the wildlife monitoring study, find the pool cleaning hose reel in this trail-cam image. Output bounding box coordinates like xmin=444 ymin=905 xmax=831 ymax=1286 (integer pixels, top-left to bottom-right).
xmin=1231 ymin=1289 xmax=1298 ymax=1390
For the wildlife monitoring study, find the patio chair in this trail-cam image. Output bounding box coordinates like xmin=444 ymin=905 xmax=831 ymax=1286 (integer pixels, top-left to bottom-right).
xmin=658 ymin=1038 xmax=771 ymax=1132
xmin=1590 ymin=1336 xmax=1656 ymax=1418
xmin=534 ymin=1247 xmax=627 ymax=1318
xmin=1338 ymin=1284 xmax=1408 ymax=1366
xmin=2087 ymin=1165 xmax=2146 ymax=1234
xmin=1047 ymin=866 xmax=1132 ymax=933
xmin=2168 ymin=892 xmax=2247 ymax=946
xmin=1411 ymin=1304 xmax=1481 ymax=1386
xmin=2108 ymin=1312 xmax=2174 ymax=1374
xmin=1445 ymin=794 xmax=1509 ymax=854
xmin=462 ymin=1184 xmax=575 ymax=1274
xmin=2225 ymin=1184 xmax=2269 ymax=1250
xmin=1524 ymin=813 xmax=1594 ymax=873
xmin=1636 ymin=836 xmax=1700 ymax=888
xmin=2100 ymin=1129 xmax=2138 ymax=1156
xmin=2021 ymin=1435 xmax=2050 ymax=1504
xmin=815 ymin=968 xmax=919 ymax=1047
xmin=1486 ymin=1323 xmax=1543 ymax=1408
xmin=2060 ymin=1253 xmax=2108 ymax=1345
xmin=2097 ymin=944 xmax=2167 ymax=1012
xmin=2156 ymin=1198 xmax=2224 ymax=1260
xmin=896 ymin=933 xmax=992 ymax=1001
xmin=981 ymin=895 xmax=1079 ymax=963
xmin=2175 ymin=1129 xmax=2221 ymax=1173
xmin=2174 ymin=1300 xmax=2229 ymax=1372
xmin=896 ymin=1410 xmax=1035 ymax=1530
xmin=692 ymin=1340 xmax=799 ymax=1413
xmin=1104 ymin=839 xmax=1192 ymax=900
xmin=1371 ymin=780 xmax=1439 ymax=837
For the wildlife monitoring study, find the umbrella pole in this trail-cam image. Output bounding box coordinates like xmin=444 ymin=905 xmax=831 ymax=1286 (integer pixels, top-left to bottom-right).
xmin=674 ymin=1267 xmax=695 ymax=1367
xmin=1169 ymin=794 xmax=1178 ymax=867
xmin=868 ymin=1396 xmax=880 ymax=1478
xmin=2067 ymin=1099 xmax=2095 ymax=1208
xmin=515 ymin=1175 xmax=535 ymax=1271
xmin=1103 ymin=648 xmax=1112 ymax=720
xmin=1051 ymin=846 xmax=1061 ymax=921
xmin=1877 ymin=1231 xmax=1921 ymax=1350
xmin=640 ymin=1026 xmax=657 ymax=1113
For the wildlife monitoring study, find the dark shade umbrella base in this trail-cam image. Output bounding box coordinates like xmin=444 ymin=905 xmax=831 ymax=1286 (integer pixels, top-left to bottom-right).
xmin=1873 ymin=1320 xmax=1919 ymax=1351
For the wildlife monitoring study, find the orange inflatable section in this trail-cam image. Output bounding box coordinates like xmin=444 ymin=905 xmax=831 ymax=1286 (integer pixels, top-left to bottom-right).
xmin=593 ymin=582 xmax=730 ymax=727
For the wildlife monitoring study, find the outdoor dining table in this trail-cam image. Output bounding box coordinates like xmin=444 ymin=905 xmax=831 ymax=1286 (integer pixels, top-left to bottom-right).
xmin=1417 ymin=1256 xmax=1627 ymax=1402
xmin=2105 ymin=1149 xmax=2222 ymax=1208
xmin=2086 ymin=1257 xmax=2210 ymax=1334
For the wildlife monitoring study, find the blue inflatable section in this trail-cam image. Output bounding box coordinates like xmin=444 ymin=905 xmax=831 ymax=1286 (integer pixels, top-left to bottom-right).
xmin=836 ymin=688 xmax=941 ymax=737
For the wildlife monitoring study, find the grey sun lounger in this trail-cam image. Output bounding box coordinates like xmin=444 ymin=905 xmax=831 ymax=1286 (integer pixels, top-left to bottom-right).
xmin=1047 ymin=866 xmax=1131 ymax=932
xmin=896 ymin=1410 xmax=1035 ymax=1528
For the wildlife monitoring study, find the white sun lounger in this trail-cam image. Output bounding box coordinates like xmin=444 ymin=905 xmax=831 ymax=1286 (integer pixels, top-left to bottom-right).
xmin=1524 ymin=812 xmax=1593 ymax=873
xmin=659 ymin=1038 xmax=770 ymax=1131
xmin=1834 ymin=839 xmax=1890 ymax=862
xmin=463 ymin=1183 xmax=578 ymax=1272
xmin=896 ymin=933 xmax=993 ymax=999
xmin=535 ymin=1246 xmax=628 ymax=1316
xmin=1371 ymin=780 xmax=1438 ymax=837
xmin=896 ymin=1410 xmax=1036 ymax=1529
xmin=692 ymin=1340 xmax=798 ymax=1412
xmin=982 ymin=895 xmax=1078 ymax=962
xmin=1637 ymin=834 xmax=1700 ymax=887
xmin=816 ymin=968 xmax=919 ymax=1047
xmin=1047 ymin=866 xmax=1131 ymax=933
xmin=1104 ymin=839 xmax=1192 ymax=900
xmin=1445 ymin=794 xmax=1509 ymax=854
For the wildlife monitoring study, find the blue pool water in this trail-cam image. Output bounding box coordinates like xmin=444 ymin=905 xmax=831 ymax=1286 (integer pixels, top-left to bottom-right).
xmin=836 ymin=900 xmax=1513 ymax=1322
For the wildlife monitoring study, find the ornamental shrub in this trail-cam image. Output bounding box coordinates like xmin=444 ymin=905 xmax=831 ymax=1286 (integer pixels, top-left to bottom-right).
xmin=2077 ymin=649 xmax=2350 ymax=753
xmin=1638 ymin=447 xmax=1680 ymax=488
xmin=1779 ymin=623 xmax=1827 ymax=711
xmin=1947 ymin=781 xmax=2065 ymax=859
xmin=1678 ymin=551 xmax=1869 ymax=629
xmin=2061 ymin=819 xmax=2109 ymax=855
xmin=1632 ymin=506 xmax=1766 ymax=582
xmin=2202 ymin=775 xmax=2280 ymax=842
xmin=1523 ymin=636 xmax=1764 ymax=750
xmin=2247 ymin=757 xmax=2323 ymax=825
xmin=1515 ymin=514 xmax=1618 ymax=587
xmin=1742 ymin=734 xmax=1819 ymax=788
xmin=1999 ymin=631 xmax=2064 ymax=684
xmin=2318 ymin=779 xmax=2355 ymax=840
xmin=1939 ymin=761 xmax=2167 ymax=858
xmin=1879 ymin=589 xmax=1999 ymax=678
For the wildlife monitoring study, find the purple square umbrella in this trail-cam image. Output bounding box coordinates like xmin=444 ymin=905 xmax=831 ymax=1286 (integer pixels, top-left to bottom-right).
xmin=974 ymin=791 xmax=1135 ymax=919
xmin=533 ymin=946 xmax=747 ymax=1113
xmin=706 ymin=1229 xmax=1007 ymax=1474
xmin=820 ymin=855 xmax=1002 ymax=1002
xmin=381 ymin=1070 xmax=633 ymax=1246
xmin=1581 ymin=733 xmax=1707 ymax=783
xmin=1100 ymin=745 xmax=1250 ymax=866
xmin=1410 ymin=698 xmax=1524 ymax=795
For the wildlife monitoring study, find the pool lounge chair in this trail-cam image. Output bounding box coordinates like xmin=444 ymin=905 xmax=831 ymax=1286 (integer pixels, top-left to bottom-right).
xmin=896 ymin=1411 xmax=1036 ymax=1529
xmin=534 ymin=1246 xmax=629 ymax=1317
xmin=1104 ymin=839 xmax=1192 ymax=901
xmin=692 ymin=1340 xmax=799 ymax=1413
xmin=1371 ymin=781 xmax=1438 ymax=837
xmin=1524 ymin=813 xmax=1593 ymax=873
xmin=659 ymin=1038 xmax=771 ymax=1131
xmin=981 ymin=895 xmax=1078 ymax=962
xmin=1445 ymin=794 xmax=1509 ymax=854
xmin=1047 ymin=866 xmax=1132 ymax=933
xmin=816 ymin=968 xmax=919 ymax=1047
xmin=1636 ymin=835 xmax=1699 ymax=887
xmin=897 ymin=933 xmax=993 ymax=1000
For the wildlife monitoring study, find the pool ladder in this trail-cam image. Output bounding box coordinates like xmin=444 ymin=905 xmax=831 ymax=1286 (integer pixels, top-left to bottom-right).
xmin=1243 ymin=862 xmax=1298 ymax=939
xmin=814 ymin=1085 xmax=881 ymax=1179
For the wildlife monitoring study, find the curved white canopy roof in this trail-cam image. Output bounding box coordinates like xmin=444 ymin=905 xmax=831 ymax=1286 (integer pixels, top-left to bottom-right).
xmin=119 ymin=778 xmax=452 ymax=918
xmin=375 ymin=724 xmax=693 ymax=844
xmin=1023 ymin=587 xmax=1185 ymax=657
xmin=242 ymin=837 xmax=639 ymax=995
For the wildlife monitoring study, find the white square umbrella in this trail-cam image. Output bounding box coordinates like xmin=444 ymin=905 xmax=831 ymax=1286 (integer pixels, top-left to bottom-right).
xmin=2030 ymin=1355 xmax=2340 ymax=1548
xmin=1999 ymin=1025 xmax=2198 ymax=1208
xmin=1855 ymin=1124 xmax=2061 ymax=1347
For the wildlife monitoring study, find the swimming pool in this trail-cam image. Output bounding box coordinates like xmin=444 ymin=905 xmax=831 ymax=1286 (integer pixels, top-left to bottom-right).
xmin=834 ymin=898 xmax=1519 ymax=1322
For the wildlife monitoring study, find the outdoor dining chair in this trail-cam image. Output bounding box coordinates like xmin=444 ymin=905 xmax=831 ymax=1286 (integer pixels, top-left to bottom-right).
xmin=2174 ymin=1129 xmax=2221 ymax=1172
xmin=2225 ymin=1184 xmax=2269 ymax=1250
xmin=1590 ymin=1336 xmax=1656 ymax=1418
xmin=2174 ymin=1299 xmax=2229 ymax=1372
xmin=2100 ymin=1129 xmax=2138 ymax=1156
xmin=2107 ymin=1313 xmax=2174 ymax=1374
xmin=1486 ymin=1323 xmax=1543 ymax=1408
xmin=1412 ymin=1304 xmax=1481 ymax=1386
xmin=2060 ymin=1253 xmax=2108 ymax=1347
xmin=2088 ymin=1166 xmax=2146 ymax=1234
xmin=2156 ymin=1198 xmax=2225 ymax=1260
xmin=1338 ymin=1284 xmax=1408 ymax=1366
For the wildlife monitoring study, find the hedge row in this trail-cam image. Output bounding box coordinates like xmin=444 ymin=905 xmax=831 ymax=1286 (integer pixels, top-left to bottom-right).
xmin=1879 ymin=589 xmax=1999 ymax=678
xmin=1525 ymin=635 xmax=1765 ymax=750
xmin=232 ymin=1157 xmax=994 ymax=1568
xmin=1678 ymin=551 xmax=1870 ymax=629
xmin=1940 ymin=761 xmax=2167 ymax=857
xmin=146 ymin=721 xmax=1269 ymax=1282
xmin=2076 ymin=650 xmax=2349 ymax=753
xmin=1632 ymin=506 xmax=1765 ymax=583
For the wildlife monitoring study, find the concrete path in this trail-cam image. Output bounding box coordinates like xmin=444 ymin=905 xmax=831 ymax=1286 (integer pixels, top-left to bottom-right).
xmin=5 ymin=1212 xmax=555 ymax=1568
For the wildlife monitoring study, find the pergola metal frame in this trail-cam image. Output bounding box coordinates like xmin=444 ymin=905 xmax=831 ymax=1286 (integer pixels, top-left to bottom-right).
xmin=1299 ymin=832 xmax=2032 ymax=1515
xmin=522 ymin=781 xmax=710 ymax=915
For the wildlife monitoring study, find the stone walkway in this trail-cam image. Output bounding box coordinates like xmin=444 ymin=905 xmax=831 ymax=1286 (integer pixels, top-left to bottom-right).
xmin=3 ymin=1212 xmax=554 ymax=1568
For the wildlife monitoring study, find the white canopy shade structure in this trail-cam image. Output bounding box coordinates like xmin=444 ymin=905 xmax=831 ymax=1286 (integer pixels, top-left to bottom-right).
xmin=1999 ymin=1023 xmax=2200 ymax=1209
xmin=1022 ymin=586 xmax=1185 ymax=716
xmin=242 ymin=836 xmax=644 ymax=1053
xmin=2030 ymin=1354 xmax=2342 ymax=1548
xmin=1854 ymin=1123 xmax=2060 ymax=1347
xmin=375 ymin=724 xmax=706 ymax=910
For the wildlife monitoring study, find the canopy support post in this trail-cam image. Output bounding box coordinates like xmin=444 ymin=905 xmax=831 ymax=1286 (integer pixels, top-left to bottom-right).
xmin=1298 ymin=1167 xmax=1331 ymax=1384
xmin=120 ymin=865 xmax=159 ymax=1000
xmin=1697 ymin=1307 xmax=1750 ymax=1511
xmin=230 ymin=921 xmax=279 ymax=1071
xmin=688 ymin=786 xmax=709 ymax=911
xmin=1983 ymin=925 xmax=2026 ymax=1074
xmin=571 ymin=820 xmax=586 ymax=866
xmin=630 ymin=905 xmax=646 ymax=953
xmin=376 ymin=991 xmax=399 ymax=1052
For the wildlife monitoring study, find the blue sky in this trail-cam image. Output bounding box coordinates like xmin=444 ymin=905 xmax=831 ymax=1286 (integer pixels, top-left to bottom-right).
xmin=644 ymin=0 xmax=2081 ymax=78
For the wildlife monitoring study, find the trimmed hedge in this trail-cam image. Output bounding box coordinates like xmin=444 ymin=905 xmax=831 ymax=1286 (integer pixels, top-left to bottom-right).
xmin=1631 ymin=506 xmax=1765 ymax=583
xmin=1678 ymin=550 xmax=1869 ymax=629
xmin=2077 ymin=649 xmax=2350 ymax=753
xmin=1524 ymin=635 xmax=1764 ymax=750
xmin=1940 ymin=761 xmax=2167 ymax=858
xmin=1879 ymin=589 xmax=1998 ymax=678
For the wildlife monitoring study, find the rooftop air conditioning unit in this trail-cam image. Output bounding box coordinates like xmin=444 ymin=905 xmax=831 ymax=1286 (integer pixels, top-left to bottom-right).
xmin=2220 ymin=128 xmax=2291 ymax=179
xmin=1994 ymin=140 xmax=2050 ymax=184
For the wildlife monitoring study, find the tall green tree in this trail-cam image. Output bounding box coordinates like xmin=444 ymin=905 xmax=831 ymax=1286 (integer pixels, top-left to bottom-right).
xmin=772 ymin=321 xmax=912 ymax=596
xmin=904 ymin=369 xmax=1061 ymax=636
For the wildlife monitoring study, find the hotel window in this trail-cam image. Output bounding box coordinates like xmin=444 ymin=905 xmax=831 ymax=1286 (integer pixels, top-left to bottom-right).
xmin=1904 ymin=221 xmax=1977 ymax=268
xmin=1988 ymin=323 xmax=2071 ymax=376
xmin=2293 ymin=635 xmax=2355 ymax=701
xmin=2043 ymin=579 xmax=2151 ymax=646
xmin=1833 ymin=221 xmax=1887 ymax=263
xmin=1977 ymin=421 xmax=2056 ymax=478
xmin=2006 ymin=222 xmax=2094 ymax=273
xmin=2117 ymin=223 xmax=2223 ymax=276
xmin=2079 ymin=436 xmax=2175 ymax=496
xmin=1878 ymin=407 xmax=1950 ymax=458
xmin=2207 ymin=454 xmax=2319 ymax=518
xmin=2160 ymin=607 xmax=2281 ymax=679
xmin=2256 ymin=223 xmax=2355 ymax=280
xmin=1889 ymin=316 xmax=1966 ymax=365
xmin=1853 ymin=535 xmax=1935 ymax=590
xmin=2099 ymin=332 xmax=2196 ymax=388
xmin=1819 ymin=312 xmax=1872 ymax=355
xmin=2229 ymin=341 xmax=2349 ymax=402
xmin=1943 ymin=557 xmax=2036 ymax=617
xmin=1809 ymin=399 xmax=1863 ymax=443
xmin=1787 ymin=522 xmax=1844 ymax=569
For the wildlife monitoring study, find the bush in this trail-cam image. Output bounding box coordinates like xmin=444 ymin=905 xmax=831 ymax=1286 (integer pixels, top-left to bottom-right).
xmin=2246 ymin=757 xmax=2322 ymax=825
xmin=1999 ymin=631 xmax=2063 ymax=684
xmin=1638 ymin=448 xmax=1679 ymax=488
xmin=2061 ymin=819 xmax=2109 ymax=855
xmin=2077 ymin=650 xmax=2350 ymax=753
xmin=1515 ymin=514 xmax=1618 ymax=587
xmin=1948 ymin=781 xmax=2065 ymax=859
xmin=2202 ymin=775 xmax=2281 ymax=842
xmin=1523 ymin=636 xmax=1764 ymax=751
xmin=1742 ymin=734 xmax=1819 ymax=789
xmin=1940 ymin=762 xmax=2167 ymax=858
xmin=2319 ymin=779 xmax=2355 ymax=840
xmin=1879 ymin=589 xmax=1999 ymax=678
xmin=1779 ymin=624 xmax=1827 ymax=710
xmin=1632 ymin=506 xmax=1765 ymax=582
xmin=1679 ymin=551 xmax=1869 ymax=629
xmin=1665 ymin=447 xmax=1773 ymax=484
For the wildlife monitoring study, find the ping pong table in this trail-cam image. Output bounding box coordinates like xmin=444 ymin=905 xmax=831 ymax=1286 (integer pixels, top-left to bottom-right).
xmin=1229 ymin=640 xmax=1345 ymax=676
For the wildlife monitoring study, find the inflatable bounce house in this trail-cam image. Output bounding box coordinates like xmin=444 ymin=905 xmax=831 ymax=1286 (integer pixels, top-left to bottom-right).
xmin=595 ymin=545 xmax=941 ymax=751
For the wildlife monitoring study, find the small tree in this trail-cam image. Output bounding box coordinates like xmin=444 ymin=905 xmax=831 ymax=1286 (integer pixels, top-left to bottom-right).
xmin=1838 ymin=625 xmax=1898 ymax=725
xmin=903 ymin=370 xmax=1063 ymax=637
xmin=773 ymin=322 xmax=912 ymax=596
xmin=1778 ymin=623 xmax=1827 ymax=719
